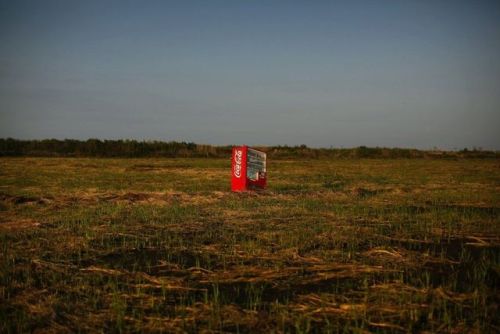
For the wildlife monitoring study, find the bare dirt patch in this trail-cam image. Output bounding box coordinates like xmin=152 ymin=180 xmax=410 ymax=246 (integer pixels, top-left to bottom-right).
xmin=0 ymin=192 xmax=52 ymax=205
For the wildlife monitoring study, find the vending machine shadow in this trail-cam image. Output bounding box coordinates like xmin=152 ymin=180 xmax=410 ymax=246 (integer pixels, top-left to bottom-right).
xmin=231 ymin=146 xmax=267 ymax=192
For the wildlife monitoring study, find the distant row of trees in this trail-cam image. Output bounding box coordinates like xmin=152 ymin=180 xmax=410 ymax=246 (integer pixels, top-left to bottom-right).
xmin=0 ymin=138 xmax=497 ymax=159
xmin=0 ymin=138 xmax=227 ymax=158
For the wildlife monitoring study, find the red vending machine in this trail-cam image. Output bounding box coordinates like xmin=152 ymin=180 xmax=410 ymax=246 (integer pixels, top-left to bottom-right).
xmin=231 ymin=146 xmax=267 ymax=191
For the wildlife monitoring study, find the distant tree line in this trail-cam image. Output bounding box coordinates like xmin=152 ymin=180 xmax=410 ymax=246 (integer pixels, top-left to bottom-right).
xmin=0 ymin=138 xmax=497 ymax=159
xmin=0 ymin=138 xmax=228 ymax=158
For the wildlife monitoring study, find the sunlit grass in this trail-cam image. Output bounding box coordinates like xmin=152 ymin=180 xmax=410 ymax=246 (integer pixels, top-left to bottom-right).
xmin=0 ymin=157 xmax=498 ymax=332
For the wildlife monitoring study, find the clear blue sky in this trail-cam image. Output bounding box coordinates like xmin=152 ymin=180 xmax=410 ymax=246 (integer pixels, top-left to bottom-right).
xmin=1 ymin=0 xmax=499 ymax=149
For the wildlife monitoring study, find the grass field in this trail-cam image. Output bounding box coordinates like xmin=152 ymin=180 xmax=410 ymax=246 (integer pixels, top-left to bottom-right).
xmin=0 ymin=157 xmax=499 ymax=333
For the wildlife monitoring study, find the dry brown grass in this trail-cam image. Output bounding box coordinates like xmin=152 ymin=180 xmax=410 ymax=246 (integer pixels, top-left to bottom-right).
xmin=0 ymin=157 xmax=498 ymax=333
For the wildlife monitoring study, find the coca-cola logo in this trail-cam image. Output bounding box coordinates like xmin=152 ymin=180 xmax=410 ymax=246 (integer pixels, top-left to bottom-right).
xmin=233 ymin=149 xmax=242 ymax=178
